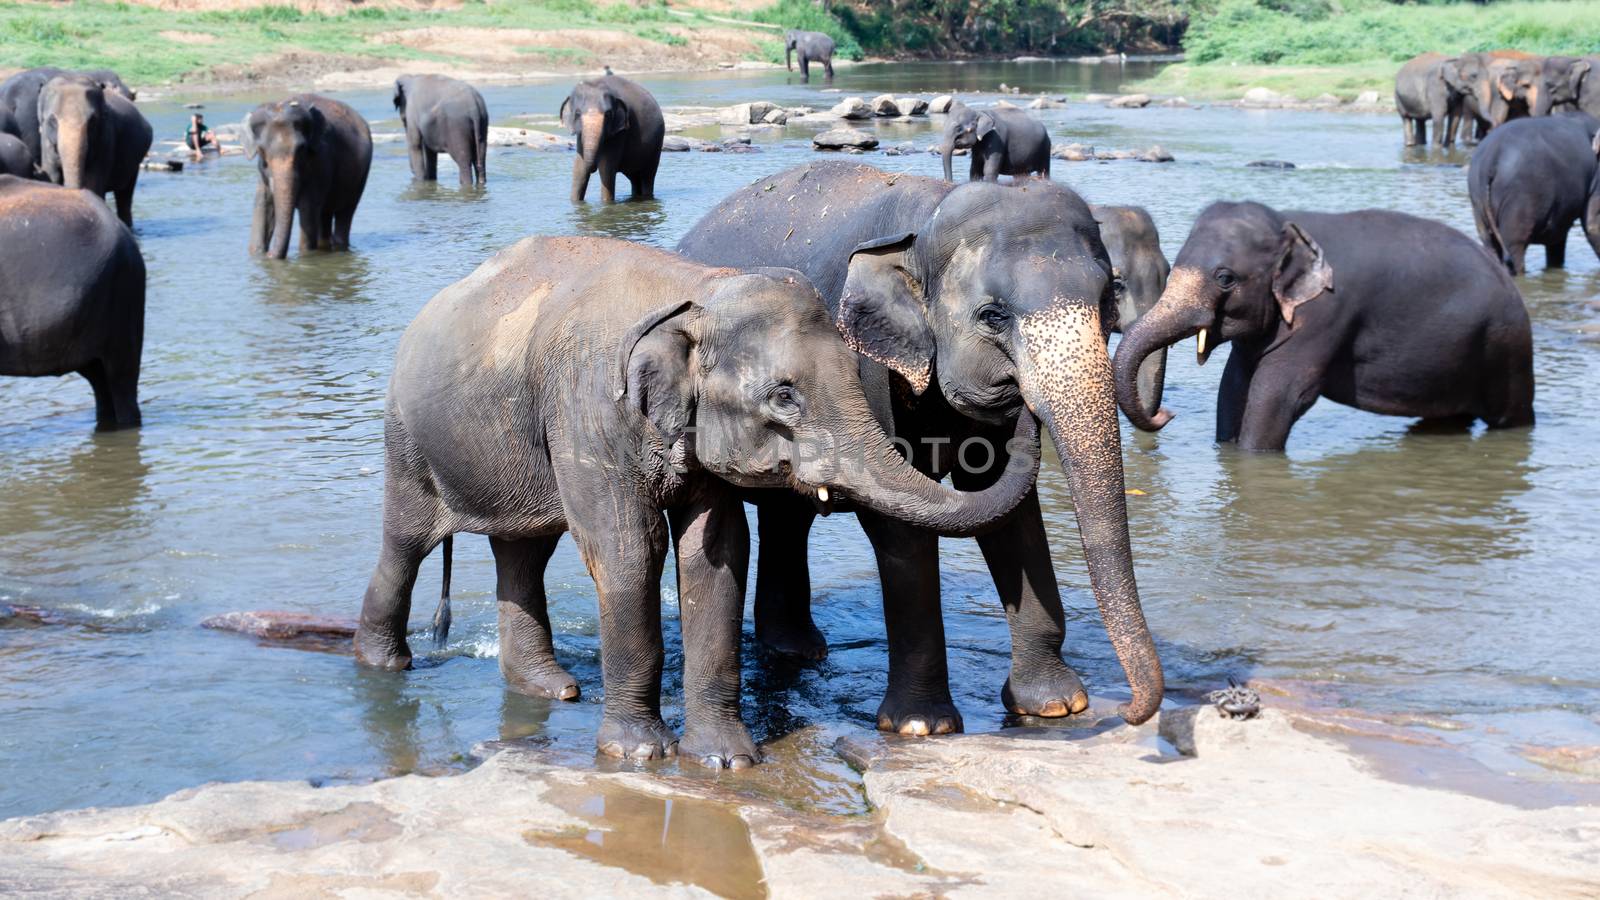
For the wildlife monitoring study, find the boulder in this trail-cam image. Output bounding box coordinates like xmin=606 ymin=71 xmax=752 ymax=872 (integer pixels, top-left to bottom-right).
xmin=813 ymin=127 xmax=879 ymax=151
xmin=1051 ymin=142 xmax=1095 ymax=161
xmin=1160 ymin=96 xmax=1191 ymax=108
xmin=1311 ymin=93 xmax=1342 ymax=106
xmin=487 ymin=127 xmax=571 ymax=150
xmin=928 ymin=95 xmax=955 ymax=114
xmin=1138 ymin=145 xmax=1175 ymax=163
xmin=895 ymin=97 xmax=929 ymax=116
xmin=762 ymin=108 xmax=789 ymax=125
xmin=1354 ymin=90 xmax=1382 ymax=106
xmin=1028 ymin=97 xmax=1067 ymax=109
xmin=1108 ymin=93 xmax=1150 ymax=108
xmin=1241 ymin=87 xmax=1286 ymax=108
xmin=1096 ymin=149 xmax=1137 ymax=160
xmin=662 ymin=135 xmax=702 ymax=152
xmin=717 ymin=101 xmax=778 ymax=125
xmin=829 ymin=97 xmax=872 ymax=120
xmin=869 ymin=94 xmax=901 ymax=117
xmin=883 ymin=142 xmax=918 ymax=156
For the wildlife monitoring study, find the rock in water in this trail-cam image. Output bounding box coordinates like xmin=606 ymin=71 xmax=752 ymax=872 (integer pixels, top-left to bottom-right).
xmin=813 ymin=128 xmax=879 ymax=151
xmin=869 ymin=94 xmax=901 ymax=117
xmin=1139 ymin=145 xmax=1175 ymax=163
xmin=1108 ymin=93 xmax=1150 ymax=108
xmin=762 ymin=108 xmax=789 ymax=125
xmin=1247 ymin=159 xmax=1297 ymax=169
xmin=717 ymin=101 xmax=777 ymax=125
xmin=895 ymin=97 xmax=928 ymax=116
xmin=1028 ymin=97 xmax=1067 ymax=109
xmin=1241 ymin=87 xmax=1286 ymax=107
xmin=829 ymin=97 xmax=872 ymax=120
xmin=202 ymin=610 xmax=359 ymax=653
xmin=1052 ymin=142 xmax=1095 ymax=161
xmin=927 ymin=95 xmax=955 ymax=114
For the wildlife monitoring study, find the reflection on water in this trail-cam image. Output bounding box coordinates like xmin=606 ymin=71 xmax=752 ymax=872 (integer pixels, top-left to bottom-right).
xmin=2 ymin=60 xmax=1600 ymax=818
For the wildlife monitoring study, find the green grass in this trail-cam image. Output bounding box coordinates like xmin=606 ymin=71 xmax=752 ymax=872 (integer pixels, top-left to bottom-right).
xmin=0 ymin=0 xmax=720 ymax=85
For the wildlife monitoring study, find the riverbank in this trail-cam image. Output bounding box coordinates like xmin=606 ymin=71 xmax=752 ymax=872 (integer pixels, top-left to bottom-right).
xmin=4 ymin=697 xmax=1596 ymax=896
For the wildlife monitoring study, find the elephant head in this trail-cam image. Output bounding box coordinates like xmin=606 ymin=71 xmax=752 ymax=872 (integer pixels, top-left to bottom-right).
xmin=560 ymin=79 xmax=629 ymax=200
xmin=1114 ymin=201 xmax=1333 ymax=431
xmin=618 ymin=270 xmax=1040 ymax=537
xmin=1489 ymin=58 xmax=1541 ymax=125
xmin=1534 ymin=56 xmax=1592 ymax=116
xmin=36 ymin=75 xmax=112 ymax=193
xmin=784 ymin=30 xmax=800 ymax=70
xmin=83 ymin=69 xmax=135 ymax=102
xmin=242 ymin=98 xmax=327 ymax=259
xmin=941 ymin=103 xmax=995 ymax=181
xmin=829 ymin=179 xmax=1164 ymax=724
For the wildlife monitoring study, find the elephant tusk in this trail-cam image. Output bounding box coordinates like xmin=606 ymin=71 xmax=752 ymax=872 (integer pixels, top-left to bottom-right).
xmin=816 ymin=486 xmax=829 ymax=503
xmin=1196 ymin=327 xmax=1209 ymax=364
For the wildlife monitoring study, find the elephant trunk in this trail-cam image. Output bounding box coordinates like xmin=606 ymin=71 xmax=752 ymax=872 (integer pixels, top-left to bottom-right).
xmin=1133 ymin=340 xmax=1169 ymax=425
xmin=573 ymin=112 xmax=603 ymax=200
xmin=1017 ymin=302 xmax=1163 ymax=725
xmin=941 ymin=138 xmax=955 ymax=182
xmin=56 ymin=124 xmax=88 ymax=190
xmin=786 ymin=44 xmax=793 ymax=71
xmin=267 ymin=162 xmax=297 ymax=260
xmin=1114 ymin=284 xmax=1201 ymax=432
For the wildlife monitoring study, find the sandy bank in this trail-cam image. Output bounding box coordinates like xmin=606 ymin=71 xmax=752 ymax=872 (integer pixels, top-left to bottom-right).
xmin=4 ymin=705 xmax=1595 ymax=897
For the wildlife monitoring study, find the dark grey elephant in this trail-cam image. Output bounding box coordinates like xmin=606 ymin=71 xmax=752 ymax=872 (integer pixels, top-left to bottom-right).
xmin=37 ymin=74 xmax=152 ymax=227
xmin=1114 ymin=202 xmax=1534 ymax=451
xmin=0 ymin=133 xmax=36 ymax=178
xmin=1092 ymin=204 xmax=1171 ymax=427
xmin=353 ymin=236 xmax=1039 ymax=768
xmin=0 ymin=101 xmax=21 ymax=142
xmin=940 ymin=102 xmax=1050 ymax=182
xmin=1534 ymin=56 xmax=1599 ymax=116
xmin=242 ymin=95 xmax=373 ymax=259
xmin=0 ymin=175 xmax=145 ymax=429
xmin=1468 ymin=114 xmax=1600 ymax=275
xmin=560 ymin=74 xmax=664 ymax=203
xmin=785 ymin=29 xmax=836 ymax=82
xmin=1444 ymin=52 xmax=1541 ymax=139
xmin=1395 ymin=52 xmax=1459 ymax=146
xmin=679 ymin=161 xmax=1165 ymax=734
xmin=0 ymin=67 xmax=134 ymax=163
xmin=393 ymin=74 xmax=488 ymax=187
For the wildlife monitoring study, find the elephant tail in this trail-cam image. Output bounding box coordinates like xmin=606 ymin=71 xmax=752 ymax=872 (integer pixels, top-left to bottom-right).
xmin=431 ymin=534 xmax=453 ymax=647
xmin=1482 ymin=173 xmax=1512 ymax=272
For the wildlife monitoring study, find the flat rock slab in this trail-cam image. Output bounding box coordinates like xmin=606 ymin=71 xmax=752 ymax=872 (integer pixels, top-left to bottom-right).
xmin=813 ymin=128 xmax=878 ymax=151
xmin=1108 ymin=93 xmax=1151 ymax=108
xmin=5 ymin=708 xmax=1596 ymax=897
xmin=201 ymin=610 xmax=358 ymax=653
xmin=1248 ymin=159 xmax=1297 ymax=169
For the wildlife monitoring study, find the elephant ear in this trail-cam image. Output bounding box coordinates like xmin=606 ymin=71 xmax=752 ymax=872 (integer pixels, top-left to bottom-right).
xmin=559 ymin=97 xmax=575 ymax=132
xmin=241 ymin=110 xmax=262 ymax=161
xmin=974 ymin=112 xmax=996 ymax=140
xmin=1272 ymin=222 xmax=1334 ymax=327
xmin=617 ymin=300 xmax=699 ymax=446
xmin=1591 ymin=127 xmax=1599 ymax=158
xmin=392 ymin=79 xmax=407 ymax=116
xmin=1573 ymin=60 xmax=1592 ymax=94
xmin=836 ymin=232 xmax=935 ymax=395
xmin=307 ymin=104 xmax=327 ymax=148
xmin=606 ymin=96 xmax=631 ymax=137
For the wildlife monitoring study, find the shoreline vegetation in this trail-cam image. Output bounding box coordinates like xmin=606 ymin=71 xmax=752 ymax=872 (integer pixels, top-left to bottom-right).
xmin=3 ymin=0 xmax=1598 ymax=100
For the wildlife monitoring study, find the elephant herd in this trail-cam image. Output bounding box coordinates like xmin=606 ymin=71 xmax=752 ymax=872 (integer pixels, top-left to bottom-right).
xmin=0 ymin=59 xmax=1561 ymax=769
xmin=1395 ymin=50 xmax=1600 ymax=147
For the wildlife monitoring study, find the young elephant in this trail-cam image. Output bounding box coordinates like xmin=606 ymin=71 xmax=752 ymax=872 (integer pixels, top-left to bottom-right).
xmin=560 ymin=74 xmax=664 ymax=203
xmin=1092 ymin=204 xmax=1172 ymax=427
xmin=0 ymin=176 xmax=145 ymax=429
xmin=784 ymin=29 xmax=836 ymax=82
xmin=1114 ymin=202 xmax=1534 ymax=451
xmin=354 ymin=237 xmax=1040 ymax=768
xmin=37 ymin=74 xmax=152 ymax=227
xmin=1468 ymin=113 xmax=1600 ymax=275
xmin=242 ymin=95 xmax=373 ymax=259
xmin=940 ymin=102 xmax=1050 ymax=182
xmin=393 ymin=74 xmax=488 ymax=187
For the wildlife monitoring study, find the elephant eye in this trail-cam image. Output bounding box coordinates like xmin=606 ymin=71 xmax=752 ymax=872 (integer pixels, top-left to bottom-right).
xmin=976 ymin=302 xmax=1011 ymax=333
xmin=1213 ymin=267 xmax=1238 ymax=290
xmin=767 ymin=383 xmax=803 ymax=418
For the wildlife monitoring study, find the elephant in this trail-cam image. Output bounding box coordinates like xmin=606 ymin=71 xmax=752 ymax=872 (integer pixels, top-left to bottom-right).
xmin=352 ymin=235 xmax=1041 ymax=768
xmin=940 ymin=102 xmax=1050 ymax=182
xmin=393 ymin=74 xmax=488 ymax=187
xmin=0 ymin=175 xmax=145 ymax=429
xmin=0 ymin=101 xmax=21 ymax=141
xmin=559 ymin=74 xmax=664 ymax=203
xmin=678 ymin=161 xmax=1164 ymax=734
xmin=242 ymin=94 xmax=373 ymax=260
xmin=1443 ymin=52 xmax=1541 ymax=140
xmin=0 ymin=133 xmax=36 ymax=178
xmin=1530 ymin=56 xmax=1592 ymax=116
xmin=785 ymin=29 xmax=836 ymax=82
xmin=35 ymin=74 xmax=152 ymax=227
xmin=1467 ymin=113 xmax=1600 ymax=275
xmin=1092 ymin=204 xmax=1171 ymax=427
xmin=0 ymin=67 xmax=134 ymax=164
xmin=1113 ymin=202 xmax=1534 ymax=452
xmin=1395 ymin=52 xmax=1459 ymax=147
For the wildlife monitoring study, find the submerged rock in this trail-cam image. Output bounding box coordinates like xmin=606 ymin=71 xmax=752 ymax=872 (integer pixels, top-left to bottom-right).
xmin=201 ymin=610 xmax=357 ymax=653
xmin=813 ymin=128 xmax=879 ymax=151
xmin=1247 ymin=159 xmax=1297 ymax=169
xmin=869 ymin=94 xmax=901 ymax=117
xmin=1139 ymin=145 xmax=1175 ymax=163
xmin=1052 ymin=142 xmax=1096 ymax=161
xmin=1028 ymin=97 xmax=1067 ymax=109
xmin=1108 ymin=93 xmax=1150 ymax=108
xmin=882 ymin=141 xmax=918 ymax=156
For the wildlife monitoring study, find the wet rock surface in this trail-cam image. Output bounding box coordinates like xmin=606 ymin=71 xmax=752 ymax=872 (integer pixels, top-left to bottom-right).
xmin=5 ymin=707 xmax=1594 ymax=897
xmin=813 ymin=128 xmax=878 ymax=151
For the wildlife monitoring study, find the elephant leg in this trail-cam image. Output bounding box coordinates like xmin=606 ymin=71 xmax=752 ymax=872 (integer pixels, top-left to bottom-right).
xmin=1401 ymin=115 xmax=1415 ymax=146
xmin=319 ymin=209 xmax=336 ymax=251
xmin=333 ymin=206 xmax=355 ymax=251
xmin=799 ymin=55 xmax=810 ymax=82
xmin=753 ymin=495 xmax=825 ymax=660
xmin=968 ymin=152 xmax=983 ymax=183
xmin=113 ymin=187 xmax=134 ymax=227
xmin=982 ymin=152 xmax=1003 ymax=182
xmin=297 ymin=201 xmax=322 ymax=253
xmin=823 ymin=58 xmax=834 ymax=80
xmin=859 ymin=510 xmax=961 ymax=736
xmin=570 ymin=156 xmax=591 ymax=203
xmin=571 ymin=502 xmax=677 ymax=760
xmin=669 ymin=479 xmax=759 ymax=770
xmin=1544 ymin=231 xmax=1567 ymax=269
xmin=355 ymin=419 xmax=445 ymax=670
xmin=79 ymin=360 xmax=117 ymax=429
xmin=1216 ymin=348 xmax=1257 ymax=444
xmin=491 ymin=534 xmax=579 ymax=700
xmin=598 ymin=156 xmax=619 ymax=204
xmin=476 ymin=129 xmax=488 ymax=185
xmin=1236 ymin=359 xmax=1324 ymax=452
xmin=250 ymin=181 xmax=273 ymax=255
xmin=448 ymin=140 xmax=473 ymax=189
xmin=1504 ymin=239 xmax=1528 ymax=276
xmin=634 ymin=154 xmax=660 ymax=201
xmin=407 ymin=138 xmax=427 ymax=180
xmin=424 ymin=148 xmax=438 ymax=182
xmin=83 ymin=354 xmax=141 ymax=430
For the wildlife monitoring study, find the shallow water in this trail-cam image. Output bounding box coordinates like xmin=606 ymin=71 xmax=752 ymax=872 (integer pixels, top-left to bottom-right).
xmin=3 ymin=60 xmax=1599 ymax=819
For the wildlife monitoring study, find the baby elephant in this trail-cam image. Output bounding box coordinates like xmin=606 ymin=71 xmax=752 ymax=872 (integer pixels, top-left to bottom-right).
xmin=784 ymin=29 xmax=835 ymax=82
xmin=1468 ymin=113 xmax=1600 ymax=275
xmin=353 ymin=237 xmax=1039 ymax=769
xmin=1114 ymin=202 xmax=1534 ymax=451
xmin=393 ymin=74 xmax=488 ymax=187
xmin=0 ymin=176 xmax=145 ymax=429
xmin=940 ymin=102 xmax=1051 ymax=182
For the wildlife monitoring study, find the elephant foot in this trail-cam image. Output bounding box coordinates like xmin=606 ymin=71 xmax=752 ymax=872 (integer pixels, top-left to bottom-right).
xmin=754 ymin=616 xmax=828 ymax=662
xmin=876 ymin=693 xmax=963 ymax=736
xmin=1001 ymin=659 xmax=1089 ymax=718
xmin=353 ymin=627 xmax=412 ymax=671
xmin=681 ymin=719 xmax=762 ymax=771
xmin=596 ymin=715 xmax=679 ymax=761
xmin=503 ymin=665 xmax=580 ymax=701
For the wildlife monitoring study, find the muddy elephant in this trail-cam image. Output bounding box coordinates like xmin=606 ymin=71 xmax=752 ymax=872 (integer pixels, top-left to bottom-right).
xmin=679 ymin=161 xmax=1164 ymax=734
xmin=785 ymin=29 xmax=836 ymax=82
xmin=1114 ymin=202 xmax=1534 ymax=451
xmin=1395 ymin=52 xmax=1459 ymax=146
xmin=0 ymin=176 xmax=145 ymax=429
xmin=0 ymin=133 xmax=35 ymax=178
xmin=940 ymin=102 xmax=1050 ymax=182
xmin=36 ymin=74 xmax=151 ymax=227
xmin=560 ymin=74 xmax=664 ymax=203
xmin=0 ymin=67 xmax=134 ymax=164
xmin=1092 ymin=204 xmax=1171 ymax=426
xmin=242 ymin=95 xmax=373 ymax=259
xmin=393 ymin=74 xmax=488 ymax=187
xmin=353 ymin=236 xmax=1039 ymax=768
xmin=1468 ymin=114 xmax=1600 ymax=275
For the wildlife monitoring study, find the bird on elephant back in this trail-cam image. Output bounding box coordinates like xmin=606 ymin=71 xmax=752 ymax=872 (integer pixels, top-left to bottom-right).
xmin=559 ymin=73 xmax=664 ymax=203
xmin=242 ymin=94 xmax=373 ymax=259
xmin=1467 ymin=113 xmax=1600 ymax=275
xmin=1113 ymin=201 xmax=1535 ymax=452
xmin=352 ymin=236 xmax=1042 ymax=769
xmin=677 ymin=161 xmax=1165 ymax=736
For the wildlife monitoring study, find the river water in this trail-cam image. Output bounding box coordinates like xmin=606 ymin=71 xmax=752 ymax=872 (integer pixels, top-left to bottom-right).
xmin=2 ymin=60 xmax=1598 ymax=819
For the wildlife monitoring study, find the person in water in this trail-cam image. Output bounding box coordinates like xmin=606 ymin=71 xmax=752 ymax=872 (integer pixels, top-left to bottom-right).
xmin=185 ymin=113 xmax=214 ymax=159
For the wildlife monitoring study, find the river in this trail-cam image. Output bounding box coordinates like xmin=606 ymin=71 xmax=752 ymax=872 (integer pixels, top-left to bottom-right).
xmin=2 ymin=60 xmax=1597 ymax=818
